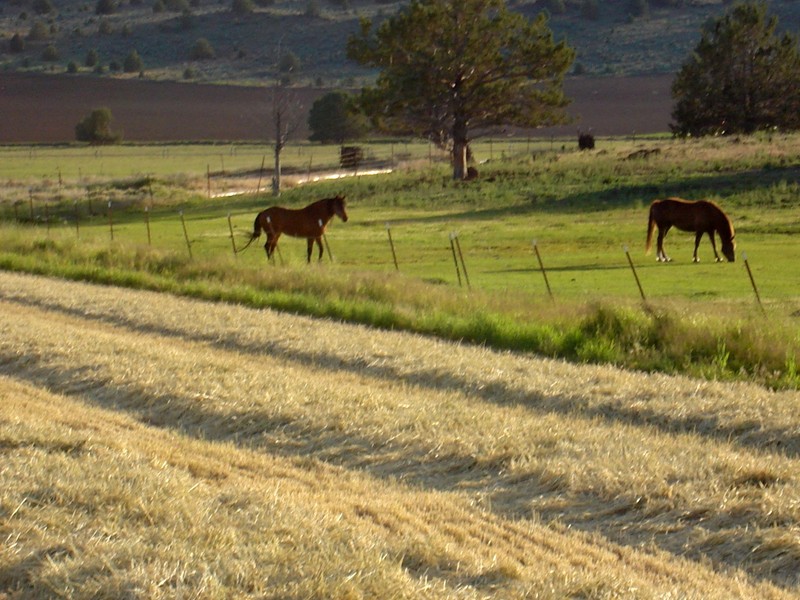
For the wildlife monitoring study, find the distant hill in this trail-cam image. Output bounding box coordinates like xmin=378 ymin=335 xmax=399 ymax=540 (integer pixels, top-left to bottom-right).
xmin=1 ymin=0 xmax=797 ymax=143
xmin=1 ymin=0 xmax=798 ymax=86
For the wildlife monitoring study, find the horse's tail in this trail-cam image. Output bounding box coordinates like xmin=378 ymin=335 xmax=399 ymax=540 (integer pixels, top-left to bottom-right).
xmin=645 ymin=202 xmax=656 ymax=254
xmin=236 ymin=212 xmax=264 ymax=254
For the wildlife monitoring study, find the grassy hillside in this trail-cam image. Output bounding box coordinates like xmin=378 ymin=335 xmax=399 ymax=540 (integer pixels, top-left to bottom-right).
xmin=1 ymin=0 xmax=799 ymax=85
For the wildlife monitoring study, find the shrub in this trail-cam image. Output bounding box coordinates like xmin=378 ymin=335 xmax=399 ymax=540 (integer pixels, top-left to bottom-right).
xmin=41 ymin=44 xmax=59 ymax=61
xmin=67 ymin=60 xmax=79 ymax=73
xmin=305 ymin=0 xmax=320 ymax=17
xmin=123 ymin=49 xmax=143 ymax=73
xmin=96 ymin=0 xmax=116 ymax=15
xmin=279 ymin=50 xmax=300 ymax=73
xmin=32 ymin=0 xmax=54 ymax=14
xmin=75 ymin=107 xmax=122 ymax=144
xmin=308 ymin=91 xmax=369 ymax=143
xmin=231 ymin=0 xmax=254 ymax=14
xmin=27 ymin=20 xmax=49 ymax=40
xmin=189 ymin=37 xmax=215 ymax=60
xmin=9 ymin=33 xmax=25 ymax=53
xmin=85 ymin=48 xmax=99 ymax=67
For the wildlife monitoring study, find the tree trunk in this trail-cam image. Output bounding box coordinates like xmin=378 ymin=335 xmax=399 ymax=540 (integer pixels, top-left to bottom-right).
xmin=452 ymin=141 xmax=467 ymax=180
xmin=272 ymin=141 xmax=282 ymax=197
xmin=272 ymin=109 xmax=283 ymax=197
xmin=452 ymin=113 xmax=468 ymax=180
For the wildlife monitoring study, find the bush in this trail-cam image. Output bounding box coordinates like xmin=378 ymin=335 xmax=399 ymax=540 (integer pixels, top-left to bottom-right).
xmin=85 ymin=48 xmax=99 ymax=67
xmin=308 ymin=91 xmax=369 ymax=143
xmin=189 ymin=37 xmax=215 ymax=60
xmin=9 ymin=33 xmax=25 ymax=53
xmin=123 ymin=49 xmax=143 ymax=73
xmin=27 ymin=20 xmax=49 ymax=41
xmin=75 ymin=107 xmax=122 ymax=144
xmin=96 ymin=0 xmax=116 ymax=15
xmin=305 ymin=0 xmax=320 ymax=17
xmin=279 ymin=50 xmax=300 ymax=73
xmin=231 ymin=0 xmax=254 ymax=14
xmin=41 ymin=44 xmax=59 ymax=61
xmin=32 ymin=0 xmax=54 ymax=14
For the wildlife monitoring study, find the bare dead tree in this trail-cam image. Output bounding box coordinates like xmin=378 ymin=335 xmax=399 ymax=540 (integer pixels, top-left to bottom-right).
xmin=270 ymin=42 xmax=304 ymax=197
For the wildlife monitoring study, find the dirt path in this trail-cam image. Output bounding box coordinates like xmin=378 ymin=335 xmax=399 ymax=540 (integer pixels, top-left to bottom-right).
xmin=0 ymin=270 xmax=798 ymax=597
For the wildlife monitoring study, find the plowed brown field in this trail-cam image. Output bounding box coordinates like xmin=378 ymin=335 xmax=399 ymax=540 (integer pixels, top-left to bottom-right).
xmin=0 ymin=72 xmax=674 ymax=143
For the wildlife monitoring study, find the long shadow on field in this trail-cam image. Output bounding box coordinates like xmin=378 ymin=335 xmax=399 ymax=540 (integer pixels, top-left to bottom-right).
xmin=370 ymin=164 xmax=800 ymax=227
xmin=2 ymin=323 xmax=798 ymax=590
xmin=6 ymin=293 xmax=798 ymax=463
xmin=3 ymin=292 xmax=799 ymax=590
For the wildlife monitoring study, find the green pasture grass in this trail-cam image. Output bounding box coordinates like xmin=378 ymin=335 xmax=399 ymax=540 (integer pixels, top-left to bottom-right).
xmin=1 ymin=133 xmax=800 ymax=388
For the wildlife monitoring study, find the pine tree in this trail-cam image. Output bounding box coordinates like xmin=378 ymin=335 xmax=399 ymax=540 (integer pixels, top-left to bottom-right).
xmin=347 ymin=0 xmax=574 ymax=180
xmin=671 ymin=1 xmax=800 ymax=136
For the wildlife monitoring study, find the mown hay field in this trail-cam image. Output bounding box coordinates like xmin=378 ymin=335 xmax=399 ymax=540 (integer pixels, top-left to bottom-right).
xmin=1 ymin=270 xmax=800 ymax=598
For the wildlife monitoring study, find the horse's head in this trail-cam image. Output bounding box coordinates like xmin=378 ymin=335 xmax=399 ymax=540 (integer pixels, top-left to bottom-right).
xmin=722 ymin=234 xmax=735 ymax=262
xmin=721 ymin=216 xmax=736 ymax=262
xmin=333 ymin=194 xmax=348 ymax=222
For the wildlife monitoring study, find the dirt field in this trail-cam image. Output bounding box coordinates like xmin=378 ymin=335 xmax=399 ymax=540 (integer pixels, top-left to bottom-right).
xmin=0 ymin=72 xmax=674 ymax=143
xmin=1 ymin=270 xmax=799 ymax=597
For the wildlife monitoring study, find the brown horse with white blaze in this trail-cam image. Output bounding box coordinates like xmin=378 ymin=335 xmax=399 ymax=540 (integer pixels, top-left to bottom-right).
xmin=239 ymin=194 xmax=348 ymax=262
xmin=646 ymin=197 xmax=735 ymax=263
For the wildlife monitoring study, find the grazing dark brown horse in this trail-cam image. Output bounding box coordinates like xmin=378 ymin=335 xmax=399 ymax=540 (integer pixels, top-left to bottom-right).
xmin=239 ymin=195 xmax=348 ymax=262
xmin=646 ymin=197 xmax=735 ymax=263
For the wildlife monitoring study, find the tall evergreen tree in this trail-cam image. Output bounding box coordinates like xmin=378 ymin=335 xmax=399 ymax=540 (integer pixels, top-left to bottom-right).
xmin=347 ymin=0 xmax=574 ymax=180
xmin=671 ymin=1 xmax=800 ymax=136
xmin=308 ymin=92 xmax=369 ymax=144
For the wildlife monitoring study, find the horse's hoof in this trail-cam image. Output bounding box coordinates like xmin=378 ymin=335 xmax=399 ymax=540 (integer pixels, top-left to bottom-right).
xmin=693 ymin=258 xmax=699 ymax=263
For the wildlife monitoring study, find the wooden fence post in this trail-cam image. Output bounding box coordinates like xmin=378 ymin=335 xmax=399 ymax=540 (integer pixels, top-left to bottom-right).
xmin=386 ymin=223 xmax=399 ymax=271
xmin=532 ymin=240 xmax=553 ymax=300
xmin=257 ymin=156 xmax=265 ymax=194
xmin=742 ymin=252 xmax=765 ymax=315
xmin=453 ymin=232 xmax=471 ymax=289
xmin=144 ymin=207 xmax=152 ymax=246
xmin=449 ymin=233 xmax=462 ymax=287
xmin=624 ymin=245 xmax=646 ymax=302
xmin=179 ymin=210 xmax=192 ymax=259
xmin=228 ymin=212 xmax=237 ymax=257
xmin=108 ymin=200 xmax=114 ymax=241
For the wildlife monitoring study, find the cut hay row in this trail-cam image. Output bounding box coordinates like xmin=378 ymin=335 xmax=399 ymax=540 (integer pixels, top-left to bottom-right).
xmin=1 ymin=270 xmax=799 ymax=598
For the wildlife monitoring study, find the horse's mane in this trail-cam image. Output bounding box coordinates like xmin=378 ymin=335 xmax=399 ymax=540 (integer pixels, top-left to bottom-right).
xmin=710 ymin=201 xmax=735 ymax=239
